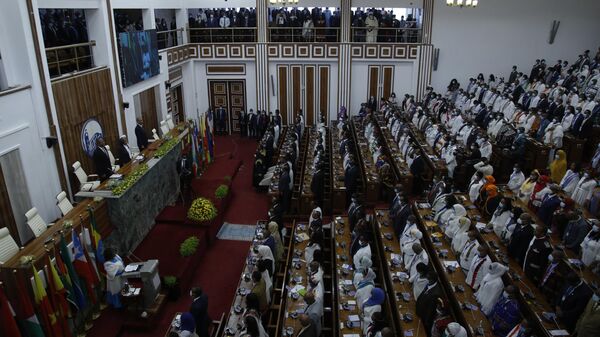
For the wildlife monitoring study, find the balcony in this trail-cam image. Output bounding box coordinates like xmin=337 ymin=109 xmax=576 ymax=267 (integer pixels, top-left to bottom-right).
xmin=188 ymin=27 xmax=257 ymax=43
xmin=268 ymin=27 xmax=340 ymax=43
xmin=351 ymin=27 xmax=422 ymax=43
xmin=157 ymin=28 xmax=185 ymax=49
xmin=45 ymin=41 xmax=95 ymax=78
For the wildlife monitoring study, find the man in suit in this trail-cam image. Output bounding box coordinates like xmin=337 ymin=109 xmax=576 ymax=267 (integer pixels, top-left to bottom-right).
xmin=279 ymin=163 xmax=291 ymax=213
xmin=344 ymin=158 xmax=359 ymax=207
xmin=410 ymin=151 xmax=425 ymax=196
xmin=507 ymin=213 xmax=535 ymax=265
xmin=297 ymin=314 xmax=318 ymax=337
xmin=574 ymin=287 xmax=600 ymax=337
xmin=248 ymin=109 xmax=257 ymax=138
xmin=117 ymin=135 xmax=132 ymax=165
xmin=93 ymin=138 xmax=113 ymax=181
xmin=189 ymin=287 xmax=209 ymax=337
xmin=177 ymin=152 xmax=193 ymax=200
xmin=536 ymin=184 xmax=561 ymax=227
xmin=217 ymin=105 xmax=227 ymax=134
xmin=311 ymin=163 xmax=325 ymax=208
xmin=135 ymin=117 xmax=149 ymax=151
xmin=523 ymin=225 xmax=553 ymax=284
xmin=416 ymin=270 xmax=443 ymax=334
xmin=239 ymin=110 xmax=248 ymax=137
xmin=556 ymin=272 xmax=593 ymax=332
xmin=540 ymin=248 xmax=567 ymax=305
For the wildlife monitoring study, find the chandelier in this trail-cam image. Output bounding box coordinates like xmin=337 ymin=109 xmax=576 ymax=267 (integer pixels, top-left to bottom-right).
xmin=446 ymin=0 xmax=479 ymax=7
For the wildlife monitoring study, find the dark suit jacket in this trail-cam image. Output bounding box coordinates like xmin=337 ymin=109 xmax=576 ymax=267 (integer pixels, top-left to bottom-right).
xmin=311 ymin=169 xmax=324 ymax=200
xmin=537 ymin=195 xmax=560 ymax=227
xmin=135 ymin=125 xmax=149 ymax=150
xmin=416 ymin=283 xmax=443 ymax=333
xmin=297 ymin=323 xmax=319 ymax=337
xmin=345 ymin=164 xmax=359 ymax=192
xmin=393 ymin=204 xmax=411 ymax=237
xmin=279 ymin=171 xmax=291 ymax=194
xmin=578 ymin=118 xmax=593 ymax=139
xmin=190 ymin=295 xmax=210 ymax=337
xmin=557 ymin=282 xmax=593 ymax=332
xmin=93 ymin=146 xmax=113 ymax=180
xmin=117 ymin=143 xmax=132 ymax=165
xmin=507 ymin=224 xmax=534 ymax=265
xmin=523 ymin=237 xmax=552 ymax=283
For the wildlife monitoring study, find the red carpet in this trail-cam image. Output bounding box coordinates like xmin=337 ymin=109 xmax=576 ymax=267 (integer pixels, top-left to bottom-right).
xmin=88 ymin=135 xmax=269 ymax=337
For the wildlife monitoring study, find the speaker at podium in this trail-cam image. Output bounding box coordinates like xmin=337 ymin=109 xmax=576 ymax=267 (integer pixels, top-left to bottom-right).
xmin=122 ymin=259 xmax=161 ymax=308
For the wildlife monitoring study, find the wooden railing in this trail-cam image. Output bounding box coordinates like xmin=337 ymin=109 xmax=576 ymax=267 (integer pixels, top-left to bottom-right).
xmin=45 ymin=40 xmax=96 ymax=78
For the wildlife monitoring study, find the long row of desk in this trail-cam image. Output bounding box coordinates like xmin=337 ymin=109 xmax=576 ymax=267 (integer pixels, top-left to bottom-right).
xmin=350 ymin=117 xmax=383 ymax=204
xmin=331 ymin=122 xmax=354 ymax=213
xmin=374 ymin=114 xmax=414 ymax=194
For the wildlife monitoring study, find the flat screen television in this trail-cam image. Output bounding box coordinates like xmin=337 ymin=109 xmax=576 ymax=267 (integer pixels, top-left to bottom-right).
xmin=118 ymin=29 xmax=160 ymax=87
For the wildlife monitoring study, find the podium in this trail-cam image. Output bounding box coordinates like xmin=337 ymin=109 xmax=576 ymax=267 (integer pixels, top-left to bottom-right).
xmin=122 ymin=259 xmax=161 ymax=308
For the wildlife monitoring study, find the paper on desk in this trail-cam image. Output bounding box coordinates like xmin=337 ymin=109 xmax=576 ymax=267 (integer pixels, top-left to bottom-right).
xmin=343 ymin=334 xmax=360 ymax=337
xmin=343 ymin=280 xmax=353 ymax=286
xmin=404 ymin=329 xmax=414 ymax=337
xmin=347 ymin=315 xmax=360 ymax=322
xmin=124 ymin=264 xmax=139 ymax=272
xmin=133 ymin=288 xmax=141 ymax=295
xmin=417 ymin=203 xmax=431 ymax=209
xmin=425 ymin=221 xmax=438 ymax=228
xmin=475 ymin=222 xmax=487 ymax=230
xmin=391 ymin=253 xmax=401 ymax=260
xmin=296 ymin=233 xmax=310 ymax=241
xmin=549 ymin=330 xmax=569 ymax=336
xmin=109 ymin=174 xmax=123 ymax=179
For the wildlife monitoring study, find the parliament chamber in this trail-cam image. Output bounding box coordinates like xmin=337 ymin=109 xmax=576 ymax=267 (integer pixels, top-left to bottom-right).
xmin=0 ymin=1 xmax=600 ymax=337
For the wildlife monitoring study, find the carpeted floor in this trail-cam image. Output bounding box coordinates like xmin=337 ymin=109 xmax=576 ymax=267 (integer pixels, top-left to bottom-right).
xmin=88 ymin=135 xmax=270 ymax=337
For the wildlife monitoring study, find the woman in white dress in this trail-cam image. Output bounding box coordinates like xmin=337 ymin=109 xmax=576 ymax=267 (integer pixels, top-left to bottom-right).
xmin=489 ymin=198 xmax=513 ymax=237
xmin=580 ymin=223 xmax=600 ymax=267
xmin=518 ymin=170 xmax=539 ymax=204
xmin=475 ymin=262 xmax=508 ymax=315
xmin=451 ymin=217 xmax=472 ymax=252
xmin=571 ymin=170 xmax=597 ymax=206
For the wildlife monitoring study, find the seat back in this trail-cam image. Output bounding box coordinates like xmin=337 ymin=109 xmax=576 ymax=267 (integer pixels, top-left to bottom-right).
xmin=25 ymin=207 xmax=48 ymax=238
xmin=105 ymin=145 xmax=117 ymax=166
xmin=152 ymin=128 xmax=160 ymax=140
xmin=56 ymin=191 xmax=74 ymax=216
xmin=166 ymin=114 xmax=175 ymax=129
xmin=0 ymin=228 xmax=19 ymax=264
xmin=160 ymin=120 xmax=169 ymax=136
xmin=72 ymin=161 xmax=88 ymax=183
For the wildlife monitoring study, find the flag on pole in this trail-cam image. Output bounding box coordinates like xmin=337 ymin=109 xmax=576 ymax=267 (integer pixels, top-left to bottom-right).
xmin=71 ymin=230 xmax=98 ymax=304
xmin=32 ymin=266 xmax=63 ymax=337
xmin=204 ymin=113 xmax=214 ymax=163
xmin=191 ymin=121 xmax=199 ymax=176
xmin=87 ymin=208 xmax=105 ymax=268
xmin=46 ymin=255 xmax=73 ymax=337
xmin=0 ymin=285 xmax=22 ymax=337
xmin=13 ymin=271 xmax=46 ymax=337
xmin=58 ymin=235 xmax=87 ymax=311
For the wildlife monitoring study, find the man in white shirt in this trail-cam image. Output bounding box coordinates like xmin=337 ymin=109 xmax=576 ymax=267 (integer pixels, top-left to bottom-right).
xmin=507 ymin=164 xmax=526 ymax=193
xmin=219 ymin=13 xmax=230 ymax=28
xmin=407 ymin=243 xmax=429 ymax=282
xmin=465 ymin=245 xmax=491 ymax=290
xmin=459 ymin=231 xmax=479 ymax=271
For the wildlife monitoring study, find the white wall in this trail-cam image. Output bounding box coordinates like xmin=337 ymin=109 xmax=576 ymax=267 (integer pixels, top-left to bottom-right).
xmin=430 ymin=0 xmax=600 ymax=91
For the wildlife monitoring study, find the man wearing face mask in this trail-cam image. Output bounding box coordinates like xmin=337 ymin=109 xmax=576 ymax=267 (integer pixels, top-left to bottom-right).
xmin=562 ymin=210 xmax=590 ymax=253
xmin=507 ymin=164 xmax=526 ymax=194
xmin=458 ymin=230 xmax=479 ymax=271
xmin=407 ymin=243 xmax=429 ymax=282
xmin=537 ymin=184 xmax=561 ymax=227
xmin=556 ymin=272 xmax=593 ymax=332
xmin=523 ymin=225 xmax=552 ymax=283
xmin=416 ymin=270 xmax=443 ymax=334
xmin=540 ymin=248 xmax=566 ymax=305
xmin=574 ymin=286 xmax=600 ymax=337
xmin=489 ymin=285 xmax=521 ymax=337
xmin=352 ymin=236 xmax=372 ymax=269
xmin=507 ymin=214 xmax=535 ymax=265
xmin=580 ymin=221 xmax=600 ymax=267
xmin=466 ymin=245 xmax=491 ymax=290
xmin=572 ymin=170 xmax=597 ymax=206
xmin=189 ymin=287 xmax=209 ymax=337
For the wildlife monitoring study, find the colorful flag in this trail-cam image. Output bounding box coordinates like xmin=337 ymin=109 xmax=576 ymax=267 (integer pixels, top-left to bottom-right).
xmin=58 ymin=235 xmax=87 ymax=311
xmin=46 ymin=255 xmax=73 ymax=337
xmin=204 ymin=113 xmax=214 ymax=163
xmin=87 ymin=207 xmax=105 ymax=268
xmin=71 ymin=230 xmax=98 ymax=304
xmin=13 ymin=271 xmax=46 ymax=337
xmin=33 ymin=265 xmax=63 ymax=337
xmin=0 ymin=285 xmax=22 ymax=337
xmin=191 ymin=122 xmax=199 ymax=177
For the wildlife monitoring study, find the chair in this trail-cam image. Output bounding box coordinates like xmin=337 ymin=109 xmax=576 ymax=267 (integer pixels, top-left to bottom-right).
xmin=0 ymin=228 xmax=20 ymax=264
xmin=72 ymin=161 xmax=100 ymax=192
xmin=160 ymin=120 xmax=169 ymax=136
xmin=25 ymin=207 xmax=52 ymax=238
xmin=104 ymin=145 xmax=120 ymax=172
xmin=166 ymin=114 xmax=175 ymax=129
xmin=56 ymin=191 xmax=74 ymax=216
xmin=151 ymin=128 xmax=160 ymax=141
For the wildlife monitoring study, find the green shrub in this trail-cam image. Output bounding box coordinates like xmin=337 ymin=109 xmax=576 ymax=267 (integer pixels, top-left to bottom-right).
xmin=215 ymin=184 xmax=229 ymax=199
xmin=111 ymin=163 xmax=149 ymax=196
xmin=163 ymin=275 xmax=178 ymax=287
xmin=179 ymin=236 xmax=200 ymax=257
xmin=187 ymin=198 xmax=217 ymax=222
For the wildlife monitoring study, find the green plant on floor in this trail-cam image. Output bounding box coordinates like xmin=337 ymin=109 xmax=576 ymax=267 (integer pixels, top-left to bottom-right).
xmin=187 ymin=197 xmax=218 ymax=222
xmin=163 ymin=275 xmax=178 ymax=288
xmin=111 ymin=163 xmax=149 ymax=196
xmin=215 ymin=184 xmax=229 ymax=199
xmin=179 ymin=236 xmax=200 ymax=257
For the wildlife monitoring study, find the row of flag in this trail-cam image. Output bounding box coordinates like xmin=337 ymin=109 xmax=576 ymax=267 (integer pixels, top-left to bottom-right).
xmin=188 ymin=112 xmax=215 ymax=177
xmin=1 ymin=207 xmax=105 ymax=337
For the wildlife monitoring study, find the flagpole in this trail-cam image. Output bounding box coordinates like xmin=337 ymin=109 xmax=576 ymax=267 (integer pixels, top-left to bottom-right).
xmin=78 ymin=215 xmax=101 ymax=322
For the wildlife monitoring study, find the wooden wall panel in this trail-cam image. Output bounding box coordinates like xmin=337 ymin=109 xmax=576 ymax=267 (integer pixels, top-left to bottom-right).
xmin=319 ymin=66 xmax=329 ymax=125
xmin=0 ymin=165 xmax=18 ymax=244
xmin=291 ymin=65 xmax=302 ymax=120
xmin=138 ymin=86 xmax=160 ymax=136
xmin=368 ymin=66 xmax=379 ymax=102
xmin=305 ymin=66 xmax=315 ymax=126
xmin=383 ymin=66 xmax=394 ymax=101
xmin=51 ymin=68 xmax=119 ymax=188
xmin=278 ymin=66 xmax=288 ymax=125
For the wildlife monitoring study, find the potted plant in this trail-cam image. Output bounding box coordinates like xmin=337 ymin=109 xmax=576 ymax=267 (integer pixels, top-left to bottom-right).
xmin=187 ymin=197 xmax=218 ymax=223
xmin=163 ymin=275 xmax=180 ymax=301
xmin=215 ymin=184 xmax=229 ymax=199
xmin=179 ymin=236 xmax=200 ymax=257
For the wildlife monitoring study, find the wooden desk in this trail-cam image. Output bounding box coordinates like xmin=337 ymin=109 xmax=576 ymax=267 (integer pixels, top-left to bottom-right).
xmin=375 ymin=114 xmax=414 ymax=193
xmin=411 ymin=204 xmax=494 ymax=337
xmin=331 ymin=122 xmax=348 ymax=213
xmin=373 ymin=210 xmax=426 ymax=337
xmin=351 ymin=118 xmax=380 ymax=204
xmin=300 ymin=127 xmax=331 ymax=214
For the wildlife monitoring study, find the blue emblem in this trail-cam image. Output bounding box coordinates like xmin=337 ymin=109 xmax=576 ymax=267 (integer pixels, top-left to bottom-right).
xmin=81 ymin=118 xmax=104 ymax=157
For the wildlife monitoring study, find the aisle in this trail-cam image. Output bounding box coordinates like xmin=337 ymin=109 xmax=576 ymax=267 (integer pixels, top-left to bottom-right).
xmin=89 ymin=135 xmax=270 ymax=337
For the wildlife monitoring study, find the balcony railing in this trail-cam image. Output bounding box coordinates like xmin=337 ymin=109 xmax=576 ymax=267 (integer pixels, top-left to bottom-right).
xmin=268 ymin=27 xmax=340 ymax=43
xmin=188 ymin=27 xmax=257 ymax=43
xmin=351 ymin=27 xmax=422 ymax=43
xmin=157 ymin=28 xmax=185 ymax=49
xmin=45 ymin=41 xmax=96 ymax=78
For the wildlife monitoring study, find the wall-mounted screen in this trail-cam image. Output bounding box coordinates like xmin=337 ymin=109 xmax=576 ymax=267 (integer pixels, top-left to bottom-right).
xmin=118 ymin=29 xmax=160 ymax=87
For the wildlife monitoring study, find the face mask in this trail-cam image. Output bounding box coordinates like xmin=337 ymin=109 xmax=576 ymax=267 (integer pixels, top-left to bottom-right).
xmin=517 ymin=219 xmax=523 ymax=225
xmin=592 ymin=225 xmax=600 ymax=232
xmin=555 ymin=155 xmax=560 ymax=160
xmin=190 ymin=291 xmax=194 ymax=297
xmin=548 ymin=254 xmax=554 ymax=262
xmin=584 ymin=173 xmax=590 ymax=179
xmin=593 ymin=294 xmax=600 ymax=302
xmin=560 ymin=202 xmax=566 ymax=208
xmin=502 ymin=291 xmax=508 ymax=298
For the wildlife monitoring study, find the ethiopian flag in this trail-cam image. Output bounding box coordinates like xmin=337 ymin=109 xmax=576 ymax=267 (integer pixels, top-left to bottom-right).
xmin=33 ymin=265 xmax=63 ymax=337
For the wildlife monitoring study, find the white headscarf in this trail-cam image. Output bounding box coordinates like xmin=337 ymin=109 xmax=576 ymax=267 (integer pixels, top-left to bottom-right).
xmin=450 ymin=217 xmax=471 ymax=250
xmin=256 ymin=245 xmax=275 ymax=273
xmin=445 ymin=322 xmax=468 ymax=337
xmin=475 ymin=262 xmax=508 ymax=314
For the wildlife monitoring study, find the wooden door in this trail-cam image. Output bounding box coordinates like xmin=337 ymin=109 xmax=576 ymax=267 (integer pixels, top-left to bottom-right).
xmin=0 ymin=165 xmax=18 ymax=244
xmin=138 ymin=86 xmax=159 ymax=136
xmin=208 ymin=80 xmax=246 ymax=134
